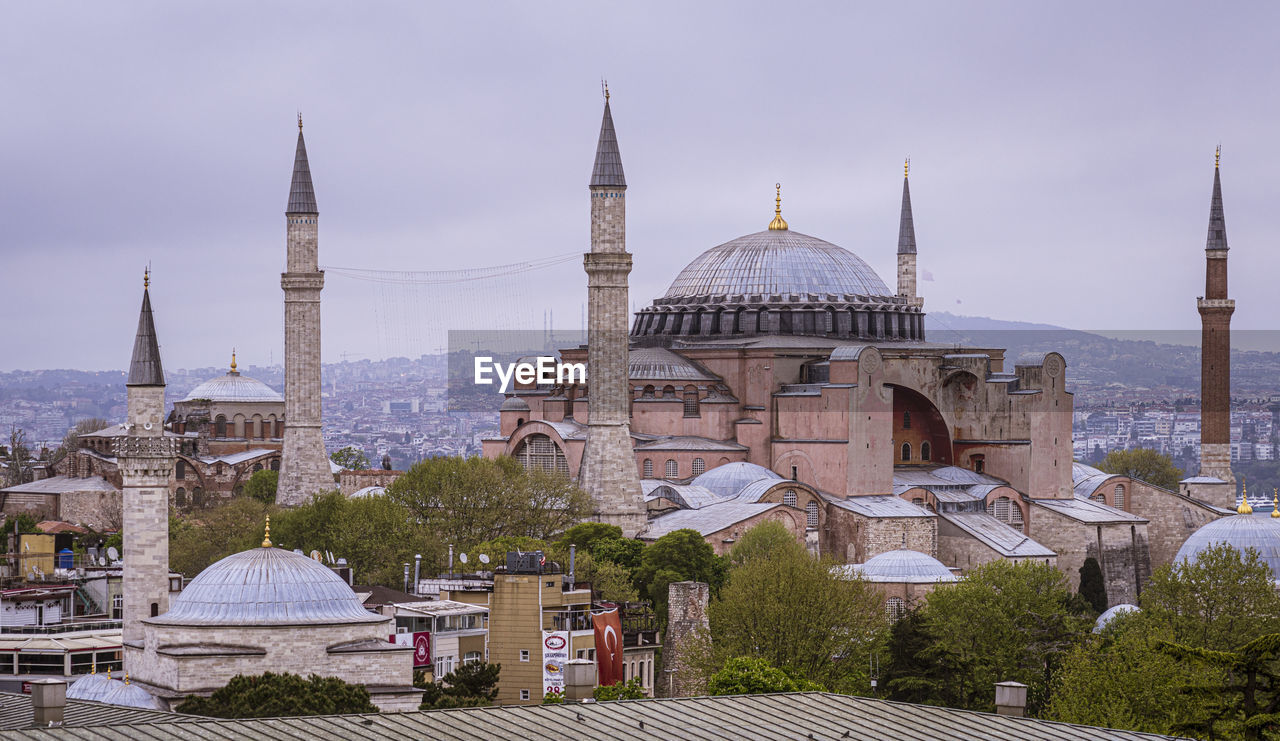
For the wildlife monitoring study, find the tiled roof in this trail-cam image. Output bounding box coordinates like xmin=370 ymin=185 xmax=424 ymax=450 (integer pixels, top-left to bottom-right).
xmin=0 ymin=475 xmax=118 ymax=495
xmin=629 ymin=347 xmax=720 ymax=382
xmin=0 ymin=691 xmax=1189 ymax=739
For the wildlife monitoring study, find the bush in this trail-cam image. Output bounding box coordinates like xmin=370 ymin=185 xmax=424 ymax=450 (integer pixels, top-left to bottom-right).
xmin=593 ymin=677 xmax=646 ymax=701
xmin=175 ymin=672 xmax=377 ymax=718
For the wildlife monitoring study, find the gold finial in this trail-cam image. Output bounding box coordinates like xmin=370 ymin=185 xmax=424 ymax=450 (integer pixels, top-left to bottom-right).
xmin=1215 ymin=144 xmax=1221 ymax=169
xmin=91 ymin=661 xmax=96 ymax=675
xmin=143 ymin=267 xmax=150 ymax=289
xmin=1239 ymin=476 xmax=1253 ymax=515
xmin=1271 ymin=489 xmax=1278 ymax=518
xmin=106 ymin=668 xmax=111 ymax=680
xmin=230 ymin=349 xmax=237 ymax=374
xmin=262 ymin=515 xmax=272 ymax=547
xmin=905 ymin=156 xmax=910 ymax=179
xmin=125 ymin=673 xmax=130 ymax=685
xmin=298 ymin=112 xmax=303 ymax=131
xmin=768 ymin=183 xmax=789 ymax=230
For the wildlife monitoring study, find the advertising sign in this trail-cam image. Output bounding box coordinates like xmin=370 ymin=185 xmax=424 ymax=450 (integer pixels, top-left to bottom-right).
xmin=591 ymin=608 xmax=625 ymax=688
xmin=389 ymin=631 xmax=432 ymax=668
xmin=542 ymin=630 xmax=569 ymax=698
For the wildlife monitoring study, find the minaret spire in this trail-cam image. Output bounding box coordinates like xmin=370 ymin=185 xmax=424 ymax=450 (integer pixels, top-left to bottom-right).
xmin=128 ymin=270 xmax=165 ymax=387
xmin=590 ymin=93 xmax=626 ymax=188
xmin=895 ymin=158 xmax=923 ymax=314
xmin=287 ymin=119 xmax=318 ymax=214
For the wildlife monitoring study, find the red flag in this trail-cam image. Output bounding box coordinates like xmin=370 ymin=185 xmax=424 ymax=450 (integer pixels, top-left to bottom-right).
xmin=592 ymin=608 xmax=625 ymax=688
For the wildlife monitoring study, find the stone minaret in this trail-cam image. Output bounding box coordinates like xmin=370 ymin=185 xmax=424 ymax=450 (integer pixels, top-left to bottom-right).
xmin=896 ymin=158 xmax=922 ymax=309
xmin=278 ymin=118 xmax=334 ymax=506
xmin=578 ymin=92 xmax=646 ymax=537
xmin=1195 ymin=147 xmax=1235 ymax=506
xmin=116 ymin=272 xmax=176 ymax=651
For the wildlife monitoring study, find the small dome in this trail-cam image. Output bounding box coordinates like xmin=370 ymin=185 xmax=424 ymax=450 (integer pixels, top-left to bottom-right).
xmin=692 ymin=462 xmax=781 ymax=497
xmin=663 ymin=230 xmax=892 ymax=300
xmin=67 ymin=674 xmax=165 ymax=710
xmin=1093 ymin=604 xmax=1139 ymax=633
xmin=153 ymin=547 xmax=385 ymax=626
xmin=1175 ymin=514 xmax=1280 ymax=582
xmin=183 ymin=371 xmax=283 ymax=403
xmin=853 ymin=549 xmax=958 ymax=583
xmin=501 ymin=396 xmax=531 ymax=412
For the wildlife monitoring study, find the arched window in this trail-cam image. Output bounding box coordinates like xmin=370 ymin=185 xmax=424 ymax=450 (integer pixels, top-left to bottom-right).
xmin=643 ymin=459 xmax=653 ymax=478
xmin=665 ymin=460 xmax=678 ymax=479
xmin=901 ymin=442 xmax=911 ymax=461
xmin=885 ymin=597 xmax=906 ymax=622
xmin=662 ymin=385 xmax=676 ymax=399
xmin=902 ymin=411 xmax=911 ymax=430
xmin=513 ymin=434 xmax=569 ymax=475
xmin=270 ymin=458 xmax=280 ymax=471
xmin=971 ymin=454 xmax=985 ymax=474
xmin=252 ymin=463 xmax=263 ymax=472
xmin=175 ymin=460 xmax=186 ymax=480
xmin=1114 ymin=484 xmax=1126 ymax=509
xmin=683 ymin=389 xmax=700 ymax=417
xmin=215 ymin=416 xmax=227 ymax=437
xmin=175 ymin=487 xmax=186 ymax=508
xmin=642 ymin=385 xmax=655 ymax=398
xmin=921 ymin=441 xmax=931 ymax=461
xmin=691 ymin=458 xmax=705 ymax=476
xmin=783 ymin=489 xmax=798 ymax=507
xmin=987 ymin=496 xmax=1025 ymax=533
xmin=912 ymin=497 xmax=924 ymax=506
xmin=192 ymin=487 xmax=205 ymax=507
xmin=806 ymin=500 xmax=819 ymax=529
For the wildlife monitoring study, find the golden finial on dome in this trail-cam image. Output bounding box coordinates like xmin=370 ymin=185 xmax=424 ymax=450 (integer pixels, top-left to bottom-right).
xmin=143 ymin=266 xmax=150 ymax=290
xmin=768 ymin=183 xmax=789 ymax=231
xmin=262 ymin=515 xmax=272 ymax=548
xmin=1239 ymin=476 xmax=1253 ymax=515
xmin=905 ymin=156 xmax=910 ymax=179
xmin=106 ymin=668 xmax=111 ymax=680
xmin=1215 ymin=144 xmax=1221 ymax=169
xmin=1271 ymin=488 xmax=1278 ymax=518
xmin=298 ymin=112 xmax=303 ymax=131
xmin=230 ymin=348 xmax=238 ymax=374
xmin=125 ymin=673 xmax=130 ymax=685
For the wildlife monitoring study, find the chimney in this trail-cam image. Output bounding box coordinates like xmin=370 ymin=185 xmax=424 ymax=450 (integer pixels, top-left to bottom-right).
xmin=30 ymin=678 xmax=66 ymax=726
xmin=565 ymin=659 xmax=596 ymax=702
xmin=994 ymin=681 xmax=1028 ymax=717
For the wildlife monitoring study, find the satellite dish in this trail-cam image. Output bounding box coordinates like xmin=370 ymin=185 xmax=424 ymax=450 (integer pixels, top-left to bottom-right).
xmin=459 ymin=553 xmax=469 ymax=564
xmin=107 ymin=547 xmax=120 ymax=562
xmin=479 ymin=554 xmax=490 ymax=565
xmin=98 ymin=556 xmax=107 ymax=566
xmin=310 ymin=550 xmax=322 ymax=562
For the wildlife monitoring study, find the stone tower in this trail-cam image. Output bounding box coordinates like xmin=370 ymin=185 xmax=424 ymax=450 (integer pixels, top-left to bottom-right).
xmin=896 ymin=158 xmax=922 ymax=309
xmin=1188 ymin=148 xmax=1236 ymax=510
xmin=116 ymin=273 xmax=176 ymax=650
xmin=278 ymin=118 xmax=334 ymax=506
xmin=578 ymin=93 xmax=646 ymax=537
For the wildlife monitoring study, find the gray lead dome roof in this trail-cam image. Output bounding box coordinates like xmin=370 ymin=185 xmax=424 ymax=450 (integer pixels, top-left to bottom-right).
xmin=1175 ymin=514 xmax=1280 ymax=583
xmin=663 ymin=229 xmax=892 ymax=299
xmin=854 ymin=549 xmax=958 ymax=584
xmin=182 ymin=372 xmax=284 ymax=403
xmin=151 ymin=547 xmax=385 ymax=626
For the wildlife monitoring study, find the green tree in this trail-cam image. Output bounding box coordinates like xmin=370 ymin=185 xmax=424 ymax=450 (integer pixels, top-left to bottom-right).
xmin=1141 ymin=542 xmax=1280 ymax=650
xmin=243 ymin=469 xmax=278 ymax=505
xmin=330 ymin=446 xmax=371 ymax=470
xmin=727 ymin=520 xmax=797 ymax=567
xmin=1097 ymin=448 xmax=1183 ymax=490
xmin=592 ymin=536 xmax=645 ymax=571
xmin=169 ymin=497 xmax=271 ymax=576
xmin=175 ymin=672 xmax=377 ymax=717
xmin=710 ymin=530 xmax=885 ymax=692
xmin=593 ymin=677 xmax=647 ymax=700
xmin=556 ymin=523 xmax=624 ymax=553
xmin=1157 ymin=633 xmax=1280 ymax=741
xmin=418 ymin=662 xmax=501 ymax=709
xmin=542 ymin=688 xmax=565 ymax=704
xmin=634 ymin=529 xmax=727 ymax=624
xmin=387 ymin=456 xmax=591 ymax=549
xmin=880 ymin=606 xmax=969 ymax=707
xmin=707 ymin=657 xmax=822 ymax=695
xmin=1077 ymin=557 xmax=1107 ymax=614
xmin=917 ymin=559 xmax=1087 ymax=715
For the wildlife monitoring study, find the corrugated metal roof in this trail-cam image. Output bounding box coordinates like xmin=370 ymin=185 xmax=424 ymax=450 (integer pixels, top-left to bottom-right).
xmin=634 ymin=436 xmax=746 ymax=452
xmin=0 ymin=691 xmax=188 ymax=731
xmin=0 ymin=476 xmax=118 ymax=495
xmin=645 ymin=484 xmax=731 ymax=510
xmin=938 ymin=512 xmax=1057 ymax=557
xmin=691 ymin=462 xmax=780 ymax=497
xmin=826 ymin=494 xmax=933 ymax=518
xmin=0 ymin=691 xmax=1188 ymax=740
xmin=198 ymin=449 xmax=278 ymax=466
xmin=640 ymin=501 xmax=783 ymax=539
xmin=1031 ymin=497 xmax=1147 ymax=524
xmin=65 ymin=675 xmax=165 ymax=710
xmin=893 ymin=465 xmax=1007 ymax=488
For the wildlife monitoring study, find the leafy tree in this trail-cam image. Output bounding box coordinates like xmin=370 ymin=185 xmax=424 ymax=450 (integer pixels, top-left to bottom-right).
xmin=169 ymin=497 xmax=271 ymax=576
xmin=707 ymin=657 xmax=822 ymax=695
xmin=593 ymin=677 xmax=647 ymax=701
xmin=1097 ymin=448 xmax=1183 ymax=490
xmin=727 ymin=520 xmax=797 ymax=567
xmin=634 ymin=529 xmax=727 ymax=624
xmin=556 ymin=523 xmax=624 ymax=553
xmin=582 ymin=556 xmax=639 ymax=603
xmin=542 ymin=688 xmax=565 ymax=704
xmin=710 ymin=530 xmax=884 ymax=692
xmin=0 ymin=514 xmax=41 ymax=554
xmin=418 ymin=662 xmax=501 ymax=709
xmin=175 ymin=672 xmax=377 ymax=717
xmin=1077 ymin=556 xmax=1107 ymax=614
xmin=330 ymin=446 xmax=371 ymax=471
xmin=917 ymin=559 xmax=1087 ymax=715
xmin=592 ymin=536 xmax=644 ymax=571
xmin=1157 ymin=633 xmax=1280 ymax=741
xmin=387 ymin=456 xmax=591 ymax=549
xmin=880 ymin=606 xmax=969 ymax=707
xmin=243 ymin=469 xmax=278 ymax=504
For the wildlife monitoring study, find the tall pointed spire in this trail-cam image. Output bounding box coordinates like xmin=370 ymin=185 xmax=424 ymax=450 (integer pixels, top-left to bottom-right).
xmin=1206 ymin=146 xmax=1228 ymax=251
xmin=897 ymin=158 xmax=917 ymax=255
xmin=590 ymin=91 xmax=626 ymax=187
xmin=287 ymin=115 xmax=318 ymax=214
xmin=127 ymin=271 xmax=164 ymax=386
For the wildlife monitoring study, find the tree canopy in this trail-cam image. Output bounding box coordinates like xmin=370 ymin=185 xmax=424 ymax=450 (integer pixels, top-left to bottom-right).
xmin=1097 ymin=448 xmax=1183 ymax=490
xmin=330 ymin=446 xmax=371 ymax=471
xmin=707 ymin=657 xmax=823 ymax=696
xmin=175 ymin=673 xmax=377 ymax=718
xmin=243 ymin=469 xmax=278 ymax=504
xmin=416 ymin=662 xmax=501 ymax=709
xmin=634 ymin=529 xmax=727 ymax=624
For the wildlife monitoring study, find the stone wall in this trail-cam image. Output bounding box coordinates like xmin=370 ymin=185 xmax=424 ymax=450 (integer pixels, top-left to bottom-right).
xmin=1028 ymin=507 xmax=1150 ymax=606
xmin=825 ymin=505 xmax=936 ymax=564
xmin=1129 ymin=480 xmax=1222 ymax=571
xmin=664 ymin=581 xmax=709 ymax=697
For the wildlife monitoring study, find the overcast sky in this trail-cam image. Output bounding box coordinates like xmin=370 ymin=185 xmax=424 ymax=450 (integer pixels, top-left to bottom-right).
xmin=3 ymin=2 xmax=1278 ymax=371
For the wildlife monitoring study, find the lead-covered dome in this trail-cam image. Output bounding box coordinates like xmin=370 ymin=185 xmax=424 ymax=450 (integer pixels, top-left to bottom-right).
xmin=1175 ymin=514 xmax=1280 ymax=583
xmin=851 ymin=549 xmax=958 ymax=583
xmin=67 ymin=674 xmax=165 ymax=710
xmin=663 ymin=230 xmax=892 ymax=300
xmin=692 ymin=461 xmax=781 ymax=497
xmin=183 ymin=371 xmax=283 ymax=403
xmin=151 ymin=547 xmax=385 ymax=626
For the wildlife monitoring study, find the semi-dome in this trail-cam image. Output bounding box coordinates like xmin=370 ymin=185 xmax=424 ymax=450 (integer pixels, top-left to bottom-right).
xmin=67 ymin=674 xmax=165 ymax=710
xmin=1175 ymin=514 xmax=1280 ymax=583
xmin=1093 ymin=604 xmax=1139 ymax=633
xmin=183 ymin=370 xmax=283 ymax=403
xmin=664 ymin=230 xmax=892 ymax=300
xmin=850 ymin=549 xmax=958 ymax=583
xmin=500 ymin=396 xmax=531 ymax=412
xmin=151 ymin=546 xmax=384 ymax=626
xmin=692 ymin=462 xmax=782 ymax=497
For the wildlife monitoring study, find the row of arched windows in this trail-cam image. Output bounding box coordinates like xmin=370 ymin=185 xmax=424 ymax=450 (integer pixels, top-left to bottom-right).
xmin=900 ymin=441 xmax=931 ymax=462
xmin=212 ymin=414 xmax=283 ymax=440
xmin=642 ymin=458 xmax=706 ymax=480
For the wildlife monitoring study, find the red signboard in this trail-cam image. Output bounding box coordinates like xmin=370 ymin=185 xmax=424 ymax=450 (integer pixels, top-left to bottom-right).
xmin=388 ymin=631 xmax=432 ymax=668
xmin=592 ymin=608 xmax=625 ymax=688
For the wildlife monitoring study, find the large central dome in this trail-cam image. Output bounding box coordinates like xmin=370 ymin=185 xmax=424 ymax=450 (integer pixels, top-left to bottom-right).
xmin=664 ymin=229 xmax=892 ymax=300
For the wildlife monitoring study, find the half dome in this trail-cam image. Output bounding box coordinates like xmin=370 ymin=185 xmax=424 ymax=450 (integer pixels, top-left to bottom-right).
xmin=692 ymin=462 xmax=781 ymax=497
xmin=151 ymin=547 xmax=385 ymax=626
xmin=1175 ymin=514 xmax=1280 ymax=583
xmin=664 ymin=230 xmax=892 ymax=300
xmin=183 ymin=371 xmax=283 ymax=403
xmin=853 ymin=549 xmax=958 ymax=583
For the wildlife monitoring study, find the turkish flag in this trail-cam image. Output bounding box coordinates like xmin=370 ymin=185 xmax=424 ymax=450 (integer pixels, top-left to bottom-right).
xmin=592 ymin=608 xmax=625 ymax=687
